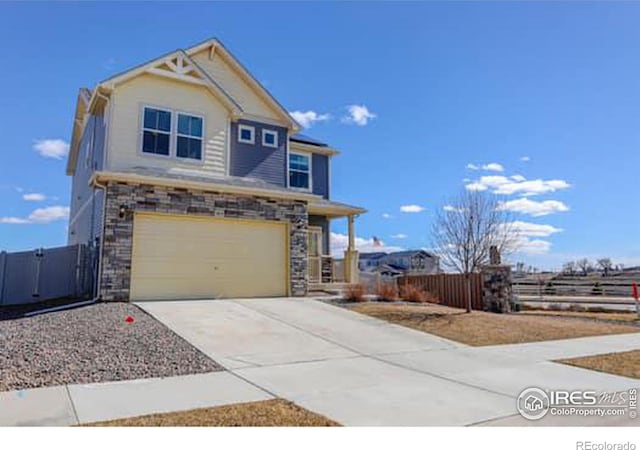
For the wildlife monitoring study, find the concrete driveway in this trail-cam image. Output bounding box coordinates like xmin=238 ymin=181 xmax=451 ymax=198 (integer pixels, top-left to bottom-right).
xmin=137 ymin=298 xmax=640 ymax=426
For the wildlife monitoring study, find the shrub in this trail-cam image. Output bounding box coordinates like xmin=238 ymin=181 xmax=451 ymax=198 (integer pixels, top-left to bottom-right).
xmin=375 ymin=283 xmax=399 ymax=302
xmin=399 ymin=285 xmax=428 ymax=303
xmin=344 ymin=283 xmax=367 ymax=303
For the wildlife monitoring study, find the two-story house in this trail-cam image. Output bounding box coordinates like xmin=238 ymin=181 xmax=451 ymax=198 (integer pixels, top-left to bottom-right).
xmin=358 ymin=250 xmax=440 ymax=276
xmin=66 ymin=39 xmax=365 ymax=301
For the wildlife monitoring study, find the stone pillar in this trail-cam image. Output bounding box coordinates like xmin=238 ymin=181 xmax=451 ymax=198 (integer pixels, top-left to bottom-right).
xmin=481 ymin=265 xmax=513 ymax=313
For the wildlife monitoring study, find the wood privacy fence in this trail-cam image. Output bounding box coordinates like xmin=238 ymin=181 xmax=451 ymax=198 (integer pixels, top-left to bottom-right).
xmin=399 ymin=273 xmax=484 ymax=310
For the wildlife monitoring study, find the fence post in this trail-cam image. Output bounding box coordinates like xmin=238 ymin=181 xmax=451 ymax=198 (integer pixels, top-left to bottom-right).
xmin=33 ymin=248 xmax=44 ymax=299
xmin=0 ymin=251 xmax=6 ymax=306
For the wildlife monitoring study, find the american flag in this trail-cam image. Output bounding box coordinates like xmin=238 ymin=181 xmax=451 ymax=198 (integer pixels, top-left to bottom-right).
xmin=372 ymin=236 xmax=382 ymax=247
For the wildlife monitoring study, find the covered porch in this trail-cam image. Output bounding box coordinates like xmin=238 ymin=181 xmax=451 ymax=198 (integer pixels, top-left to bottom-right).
xmin=307 ymin=200 xmax=366 ymax=291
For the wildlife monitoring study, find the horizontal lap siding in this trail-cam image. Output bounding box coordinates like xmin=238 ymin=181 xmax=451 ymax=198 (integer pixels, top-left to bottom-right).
xmin=312 ymin=154 xmax=329 ymax=199
xmin=229 ymin=120 xmax=287 ymax=186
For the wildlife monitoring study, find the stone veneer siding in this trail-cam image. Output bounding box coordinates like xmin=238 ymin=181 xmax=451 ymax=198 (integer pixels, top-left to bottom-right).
xmin=100 ymin=181 xmax=308 ymax=301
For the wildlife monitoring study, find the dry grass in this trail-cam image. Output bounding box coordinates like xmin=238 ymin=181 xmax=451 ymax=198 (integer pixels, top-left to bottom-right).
xmin=522 ymin=309 xmax=640 ymax=324
xmin=343 ymin=283 xmax=367 ymax=303
xmin=560 ymin=350 xmax=640 ymax=379
xmin=83 ymin=399 xmax=340 ymax=427
xmin=375 ymin=283 xmax=399 ymax=302
xmin=399 ymin=285 xmax=428 ymax=303
xmin=350 ymin=303 xmax=640 ymax=346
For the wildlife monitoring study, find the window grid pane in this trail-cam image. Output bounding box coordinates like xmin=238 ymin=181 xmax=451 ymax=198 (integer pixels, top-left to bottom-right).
xmin=176 ymin=136 xmax=202 ymax=160
xmin=178 ymin=114 xmax=203 ymax=137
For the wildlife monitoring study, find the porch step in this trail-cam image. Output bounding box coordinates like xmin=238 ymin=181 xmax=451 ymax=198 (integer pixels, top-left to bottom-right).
xmin=309 ymin=282 xmax=350 ymax=295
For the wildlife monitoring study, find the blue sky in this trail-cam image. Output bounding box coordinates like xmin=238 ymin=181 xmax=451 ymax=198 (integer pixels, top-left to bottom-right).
xmin=1 ymin=2 xmax=639 ymax=270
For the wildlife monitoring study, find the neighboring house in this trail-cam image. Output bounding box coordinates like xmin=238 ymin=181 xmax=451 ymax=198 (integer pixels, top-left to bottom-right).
xmin=358 ymin=250 xmax=439 ymax=275
xmin=66 ymin=38 xmax=365 ymax=301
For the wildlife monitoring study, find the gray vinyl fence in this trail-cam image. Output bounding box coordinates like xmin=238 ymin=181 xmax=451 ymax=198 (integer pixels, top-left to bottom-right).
xmin=0 ymin=244 xmax=95 ymax=306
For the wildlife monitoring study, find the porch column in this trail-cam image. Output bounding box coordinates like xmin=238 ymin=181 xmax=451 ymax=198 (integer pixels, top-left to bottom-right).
xmin=344 ymin=214 xmax=359 ymax=283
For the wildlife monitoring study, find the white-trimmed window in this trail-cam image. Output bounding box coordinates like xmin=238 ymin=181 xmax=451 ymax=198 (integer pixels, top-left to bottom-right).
xmin=262 ymin=129 xmax=278 ymax=148
xmin=142 ymin=107 xmax=172 ymax=156
xmin=176 ymin=113 xmax=203 ymax=160
xmin=238 ymin=124 xmax=255 ymax=144
xmin=289 ymin=152 xmax=311 ymax=190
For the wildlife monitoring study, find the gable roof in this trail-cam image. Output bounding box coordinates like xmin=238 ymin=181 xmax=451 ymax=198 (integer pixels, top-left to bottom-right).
xmin=99 ymin=48 xmax=243 ymax=117
xmin=186 ymin=38 xmax=300 ymax=131
xmin=290 ymin=133 xmax=328 ymax=147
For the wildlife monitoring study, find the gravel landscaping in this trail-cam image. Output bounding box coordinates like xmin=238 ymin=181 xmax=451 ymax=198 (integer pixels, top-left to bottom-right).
xmin=0 ymin=302 xmax=221 ymax=392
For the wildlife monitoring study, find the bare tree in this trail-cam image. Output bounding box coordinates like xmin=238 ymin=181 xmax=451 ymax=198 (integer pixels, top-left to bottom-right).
xmin=562 ymin=261 xmax=576 ymax=275
xmin=576 ymin=258 xmax=593 ymax=276
xmin=597 ymin=258 xmax=613 ymax=277
xmin=431 ymin=190 xmax=519 ymax=312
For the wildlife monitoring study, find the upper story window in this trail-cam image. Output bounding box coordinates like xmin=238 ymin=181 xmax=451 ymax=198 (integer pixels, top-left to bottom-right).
xmin=177 ymin=113 xmax=203 ymax=160
xmin=142 ymin=107 xmax=171 ymax=156
xmin=262 ymin=129 xmax=278 ymax=148
xmin=289 ymin=152 xmax=311 ymax=190
xmin=141 ymin=106 xmax=202 ymax=161
xmin=238 ymin=124 xmax=255 ymax=144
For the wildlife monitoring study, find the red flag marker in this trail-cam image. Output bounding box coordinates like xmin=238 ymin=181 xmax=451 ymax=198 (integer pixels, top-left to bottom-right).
xmin=633 ymin=283 xmax=638 ymax=300
xmin=124 ymin=316 xmax=134 ymax=324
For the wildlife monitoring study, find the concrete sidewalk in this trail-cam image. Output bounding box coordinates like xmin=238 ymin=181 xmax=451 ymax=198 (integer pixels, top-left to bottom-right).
xmin=137 ymin=298 xmax=640 ymax=426
xmin=0 ymin=372 xmax=272 ymax=426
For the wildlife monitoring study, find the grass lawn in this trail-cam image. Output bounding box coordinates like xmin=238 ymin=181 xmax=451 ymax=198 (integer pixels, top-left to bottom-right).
xmin=349 ymin=302 xmax=640 ymax=346
xmin=84 ymin=399 xmax=340 ymax=427
xmin=560 ymin=350 xmax=640 ymax=379
xmin=521 ymin=309 xmax=640 ymax=323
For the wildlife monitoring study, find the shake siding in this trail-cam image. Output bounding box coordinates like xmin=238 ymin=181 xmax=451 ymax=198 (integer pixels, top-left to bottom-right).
xmin=229 ymin=120 xmax=287 ymax=186
xmin=191 ymin=50 xmax=279 ymax=120
xmin=106 ymin=74 xmax=227 ymax=177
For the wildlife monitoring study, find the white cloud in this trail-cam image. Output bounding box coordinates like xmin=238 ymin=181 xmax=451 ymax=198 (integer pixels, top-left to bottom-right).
xmin=289 ymin=110 xmax=331 ymax=128
xmin=508 ymin=220 xmax=563 ymax=237
xmin=506 ymin=220 xmax=563 ymax=255
xmin=391 ymin=233 xmax=408 ymax=239
xmin=400 ymin=204 xmax=425 ymax=213
xmin=0 ymin=205 xmax=69 ymax=225
xmin=342 ymin=105 xmax=376 ymax=126
xmin=516 ymin=238 xmax=552 ymax=255
xmin=382 ymin=213 xmax=393 ymax=219
xmin=467 ymin=162 xmax=504 ymax=172
xmin=521 ymin=156 xmax=531 ymax=162
xmin=443 ymin=205 xmax=464 ymax=213
xmin=22 ymin=193 xmax=46 ymax=202
xmin=465 ymin=182 xmax=488 ymax=192
xmin=497 ymin=198 xmax=569 ymax=217
xmin=510 ymin=174 xmax=526 ymax=182
xmin=465 ymin=175 xmax=570 ymax=196
xmin=330 ymin=232 xmax=403 ymax=257
xmin=482 ymin=163 xmax=504 ymax=172
xmin=33 ymin=139 xmax=69 ymax=159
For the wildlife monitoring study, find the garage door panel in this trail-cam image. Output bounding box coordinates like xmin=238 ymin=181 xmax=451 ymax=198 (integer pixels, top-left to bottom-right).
xmin=130 ymin=214 xmax=287 ymax=300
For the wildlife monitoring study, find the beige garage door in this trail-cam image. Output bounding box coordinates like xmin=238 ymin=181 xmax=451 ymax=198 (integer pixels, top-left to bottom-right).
xmin=130 ymin=213 xmax=288 ymax=300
